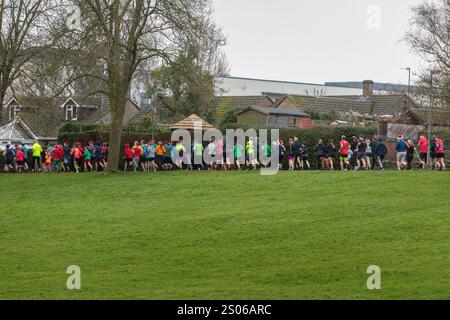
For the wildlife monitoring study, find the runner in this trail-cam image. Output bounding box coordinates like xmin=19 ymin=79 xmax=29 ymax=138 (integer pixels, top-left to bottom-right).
xmin=21 ymin=143 xmax=29 ymax=172
xmin=141 ymin=140 xmax=150 ymax=172
xmin=70 ymin=143 xmax=82 ymax=173
xmin=287 ymin=139 xmax=295 ymax=171
xmin=395 ymin=135 xmax=407 ymax=170
xmin=155 ymin=141 xmax=166 ymax=170
xmin=124 ymin=143 xmax=133 ymax=172
xmin=365 ymin=138 xmax=373 ymax=170
xmin=63 ymin=141 xmax=72 ymax=172
xmin=435 ymin=136 xmax=446 ymax=171
xmin=132 ymin=141 xmax=143 ymax=172
xmin=31 ymin=141 xmax=43 ymax=173
xmin=355 ymin=137 xmax=367 ymax=170
xmin=15 ymin=146 xmax=25 ymax=173
xmin=301 ymin=143 xmax=310 ymax=170
xmin=373 ymin=138 xmax=387 ymax=171
xmin=84 ymin=146 xmax=93 ymax=172
xmin=405 ymin=140 xmax=415 ymax=170
xmin=3 ymin=145 xmax=15 ymax=173
xmin=418 ymin=135 xmax=428 ymax=169
xmin=314 ymin=139 xmax=326 ymax=170
xmin=234 ymin=140 xmax=244 ymax=170
xmin=339 ymin=136 xmax=350 ymax=171
xmin=193 ymin=140 xmax=204 ymax=171
xmin=327 ymin=139 xmax=337 ymax=170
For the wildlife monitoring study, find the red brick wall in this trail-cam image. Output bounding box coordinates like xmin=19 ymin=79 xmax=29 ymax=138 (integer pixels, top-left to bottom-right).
xmin=299 ymin=117 xmax=315 ymax=129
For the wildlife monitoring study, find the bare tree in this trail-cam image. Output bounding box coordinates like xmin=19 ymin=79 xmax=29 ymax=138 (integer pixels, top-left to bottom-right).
xmin=0 ymin=0 xmax=70 ymax=123
xmin=404 ymin=0 xmax=450 ymax=107
xmin=68 ymin=0 xmax=225 ymax=172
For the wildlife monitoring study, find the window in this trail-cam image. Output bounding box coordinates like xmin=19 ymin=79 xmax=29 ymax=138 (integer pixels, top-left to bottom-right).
xmin=65 ymin=103 xmax=78 ymax=120
xmin=289 ymin=117 xmax=298 ymax=127
xmin=8 ymin=101 xmax=20 ymax=120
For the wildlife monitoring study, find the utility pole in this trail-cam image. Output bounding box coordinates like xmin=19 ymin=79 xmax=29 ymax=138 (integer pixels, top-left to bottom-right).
xmin=427 ymin=70 xmax=440 ymax=168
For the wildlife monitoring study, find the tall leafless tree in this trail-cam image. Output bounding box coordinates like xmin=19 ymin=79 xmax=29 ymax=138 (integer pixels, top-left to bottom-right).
xmin=68 ymin=0 xmax=225 ymax=172
xmin=404 ymin=0 xmax=450 ymax=107
xmin=0 ymin=0 xmax=70 ymax=123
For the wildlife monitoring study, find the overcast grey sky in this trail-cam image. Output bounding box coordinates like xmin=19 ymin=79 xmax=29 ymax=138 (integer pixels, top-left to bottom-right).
xmin=212 ymin=0 xmax=424 ymax=85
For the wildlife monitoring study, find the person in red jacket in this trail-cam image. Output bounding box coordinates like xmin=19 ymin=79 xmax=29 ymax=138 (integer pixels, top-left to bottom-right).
xmin=124 ymin=143 xmax=133 ymax=172
xmin=435 ymin=136 xmax=446 ymax=171
xmin=418 ymin=135 xmax=428 ymax=167
xmin=15 ymin=147 xmax=25 ymax=173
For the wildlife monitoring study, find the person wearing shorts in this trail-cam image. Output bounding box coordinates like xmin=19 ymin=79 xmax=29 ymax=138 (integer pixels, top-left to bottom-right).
xmin=83 ymin=146 xmax=93 ymax=172
xmin=287 ymin=139 xmax=295 ymax=171
xmin=15 ymin=147 xmax=25 ymax=173
xmin=435 ymin=137 xmax=446 ymax=171
xmin=339 ymin=136 xmax=350 ymax=171
xmin=301 ymin=143 xmax=310 ymax=170
xmin=395 ymin=135 xmax=407 ymax=170
xmin=418 ymin=135 xmax=428 ymax=166
xmin=355 ymin=137 xmax=367 ymax=170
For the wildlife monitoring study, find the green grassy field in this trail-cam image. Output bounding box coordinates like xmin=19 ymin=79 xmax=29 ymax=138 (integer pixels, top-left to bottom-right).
xmin=0 ymin=171 xmax=449 ymax=300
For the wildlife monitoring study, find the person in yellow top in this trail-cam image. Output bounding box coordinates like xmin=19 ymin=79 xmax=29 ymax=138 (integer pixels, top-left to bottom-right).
xmin=32 ymin=141 xmax=43 ymax=173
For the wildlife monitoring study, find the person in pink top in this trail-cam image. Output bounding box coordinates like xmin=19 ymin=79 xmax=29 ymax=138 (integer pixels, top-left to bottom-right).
xmin=215 ymin=138 xmax=224 ymax=170
xmin=15 ymin=147 xmax=25 ymax=173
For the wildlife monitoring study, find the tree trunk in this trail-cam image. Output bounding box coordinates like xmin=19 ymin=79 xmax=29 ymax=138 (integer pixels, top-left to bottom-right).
xmin=107 ymin=92 xmax=127 ymax=173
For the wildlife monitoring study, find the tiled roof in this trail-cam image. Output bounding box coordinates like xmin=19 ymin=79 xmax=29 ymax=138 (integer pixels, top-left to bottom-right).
xmin=215 ymin=95 xmax=275 ymax=109
xmin=5 ymin=95 xmax=109 ymax=138
xmin=280 ymin=94 xmax=409 ymax=116
xmin=238 ymin=106 xmax=310 ymax=117
xmin=409 ymin=107 xmax=450 ymax=126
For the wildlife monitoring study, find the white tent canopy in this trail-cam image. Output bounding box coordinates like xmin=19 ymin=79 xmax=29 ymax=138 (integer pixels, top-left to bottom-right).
xmin=0 ymin=117 xmax=37 ymax=150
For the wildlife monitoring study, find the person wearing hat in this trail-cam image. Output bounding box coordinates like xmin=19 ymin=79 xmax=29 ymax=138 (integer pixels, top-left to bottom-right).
xmin=395 ymin=135 xmax=407 ymax=170
xmin=418 ymin=135 xmax=429 ymax=168
xmin=435 ymin=136 xmax=446 ymax=171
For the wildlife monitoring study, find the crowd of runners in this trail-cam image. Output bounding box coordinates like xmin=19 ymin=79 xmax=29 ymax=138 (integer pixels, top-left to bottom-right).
xmin=1 ymin=134 xmax=446 ymax=173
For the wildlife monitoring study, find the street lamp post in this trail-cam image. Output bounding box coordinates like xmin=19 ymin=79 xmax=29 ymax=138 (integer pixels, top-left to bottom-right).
xmin=401 ymin=67 xmax=411 ymax=96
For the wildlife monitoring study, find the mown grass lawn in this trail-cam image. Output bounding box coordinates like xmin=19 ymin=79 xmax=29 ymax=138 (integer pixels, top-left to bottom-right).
xmin=0 ymin=171 xmax=449 ymax=300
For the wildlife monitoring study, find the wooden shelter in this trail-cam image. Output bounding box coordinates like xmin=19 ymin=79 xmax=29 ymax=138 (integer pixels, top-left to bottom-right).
xmin=169 ymin=114 xmax=216 ymax=131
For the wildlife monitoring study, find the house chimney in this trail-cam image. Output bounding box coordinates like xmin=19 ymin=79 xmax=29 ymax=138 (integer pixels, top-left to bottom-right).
xmin=363 ymin=80 xmax=374 ymax=96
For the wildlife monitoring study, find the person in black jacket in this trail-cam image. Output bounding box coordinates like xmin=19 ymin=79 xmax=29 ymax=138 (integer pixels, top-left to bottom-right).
xmin=373 ymin=138 xmax=387 ymax=170
xmin=326 ymin=139 xmax=337 ymax=170
xmin=314 ymin=139 xmax=326 ymax=170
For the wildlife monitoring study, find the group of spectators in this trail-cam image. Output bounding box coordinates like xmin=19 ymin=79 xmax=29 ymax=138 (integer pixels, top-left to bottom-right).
xmin=1 ymin=134 xmax=446 ymax=173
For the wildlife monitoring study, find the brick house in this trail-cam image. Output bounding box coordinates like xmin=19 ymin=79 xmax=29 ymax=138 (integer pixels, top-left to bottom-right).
xmin=1 ymin=95 xmax=140 ymax=143
xmin=236 ymin=106 xmax=313 ymax=128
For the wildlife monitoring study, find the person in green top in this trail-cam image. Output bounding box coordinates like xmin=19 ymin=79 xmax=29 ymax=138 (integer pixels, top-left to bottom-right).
xmin=32 ymin=141 xmax=43 ymax=173
xmin=246 ymin=138 xmax=257 ymax=170
xmin=83 ymin=147 xmax=93 ymax=172
xmin=174 ymin=141 xmax=186 ymax=169
xmin=261 ymin=143 xmax=272 ymax=168
xmin=193 ymin=141 xmax=204 ymax=171
xmin=234 ymin=142 xmax=244 ymax=170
